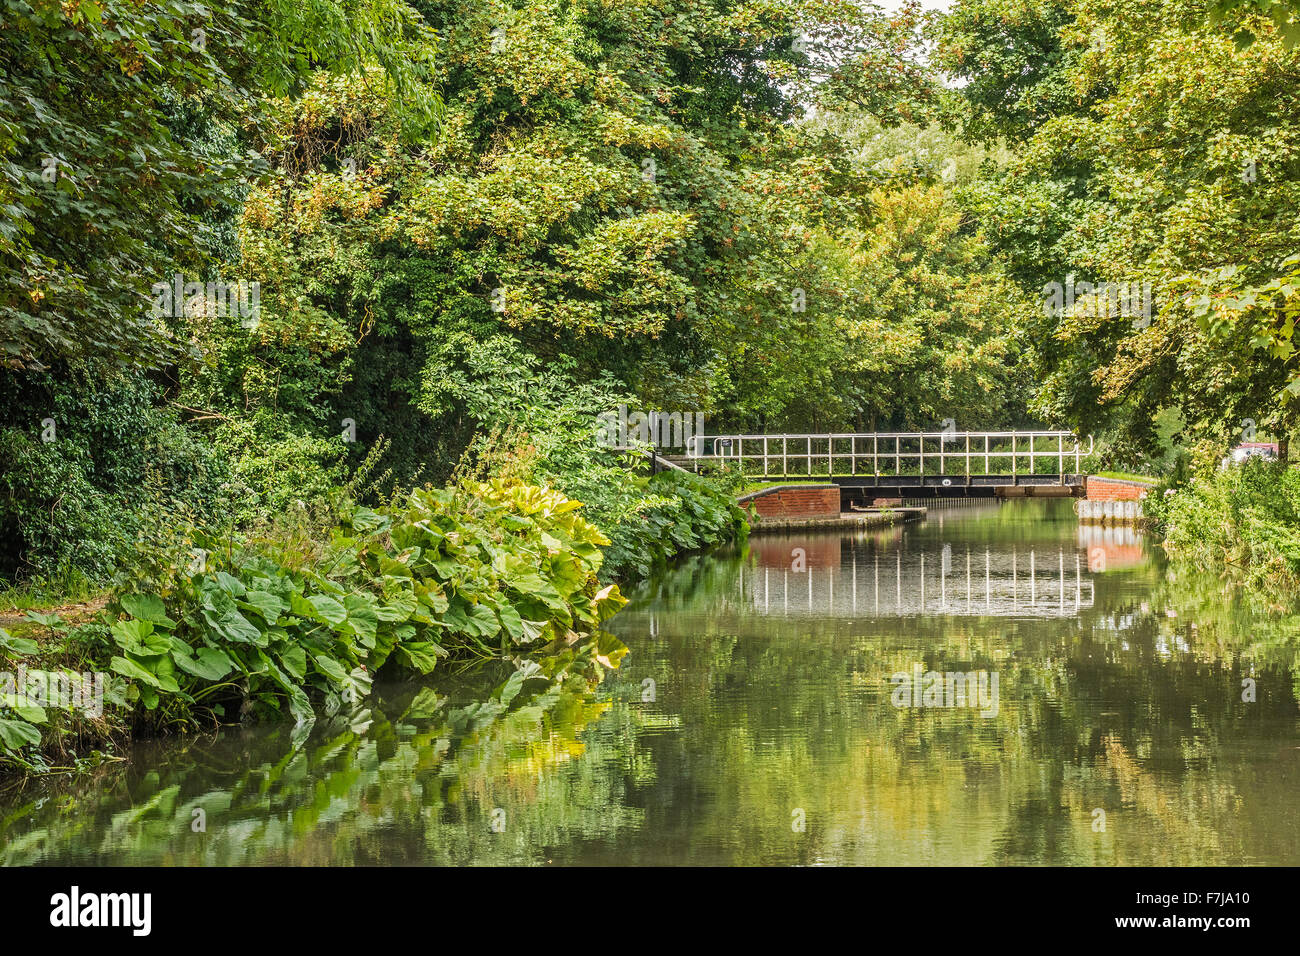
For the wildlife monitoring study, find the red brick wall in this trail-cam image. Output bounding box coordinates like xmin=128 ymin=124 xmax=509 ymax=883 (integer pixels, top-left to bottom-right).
xmin=1086 ymin=477 xmax=1152 ymax=501
xmin=744 ymin=486 xmax=841 ymax=520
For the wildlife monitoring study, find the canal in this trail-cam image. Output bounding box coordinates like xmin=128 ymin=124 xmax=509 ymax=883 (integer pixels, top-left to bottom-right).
xmin=2 ymin=499 xmax=1298 ymax=864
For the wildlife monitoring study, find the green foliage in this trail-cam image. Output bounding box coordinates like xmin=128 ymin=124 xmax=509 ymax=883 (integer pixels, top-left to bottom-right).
xmin=0 ymin=0 xmax=440 ymax=371
xmin=228 ymin=0 xmax=952 ymax=457
xmin=1179 ymin=253 xmax=1300 ymax=400
xmin=1211 ymin=0 xmax=1300 ymax=46
xmin=932 ymin=0 xmax=1088 ymax=145
xmin=1150 ymin=461 xmax=1300 ymax=608
xmin=0 ymin=613 xmax=133 ymax=773
xmin=104 ymin=478 xmax=626 ymax=728
xmin=598 ymin=469 xmax=750 ymax=581
xmin=0 ymin=367 xmax=230 ymax=580
xmin=940 ymin=0 xmax=1300 ymax=462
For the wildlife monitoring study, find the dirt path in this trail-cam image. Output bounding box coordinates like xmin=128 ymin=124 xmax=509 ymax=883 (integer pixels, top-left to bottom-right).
xmin=0 ymin=595 xmax=110 ymax=629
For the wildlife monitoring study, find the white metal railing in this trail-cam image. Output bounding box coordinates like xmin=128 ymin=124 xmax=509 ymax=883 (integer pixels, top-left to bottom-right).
xmin=686 ymin=431 xmax=1093 ymax=479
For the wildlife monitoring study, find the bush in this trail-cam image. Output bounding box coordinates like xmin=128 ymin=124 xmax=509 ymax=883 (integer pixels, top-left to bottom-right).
xmin=598 ymin=469 xmax=750 ymax=581
xmin=97 ymin=478 xmax=626 ymax=729
xmin=0 ymin=368 xmax=230 ymax=583
xmin=1152 ymin=460 xmax=1300 ymax=607
xmin=454 ymin=369 xmax=749 ymax=582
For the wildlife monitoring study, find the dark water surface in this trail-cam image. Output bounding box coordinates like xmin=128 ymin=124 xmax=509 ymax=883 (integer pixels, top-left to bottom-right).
xmin=3 ymin=499 xmax=1298 ymax=865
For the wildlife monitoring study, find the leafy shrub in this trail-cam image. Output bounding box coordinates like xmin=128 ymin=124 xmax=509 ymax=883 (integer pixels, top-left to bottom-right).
xmin=599 ymin=469 xmax=749 ymax=581
xmin=0 ymin=617 xmax=131 ymax=774
xmin=102 ymin=478 xmax=626 ymax=728
xmin=453 ymin=367 xmax=749 ymax=582
xmin=1153 ymin=460 xmax=1300 ymax=608
xmin=210 ymin=417 xmax=349 ymax=522
xmin=0 ymin=368 xmax=230 ymax=583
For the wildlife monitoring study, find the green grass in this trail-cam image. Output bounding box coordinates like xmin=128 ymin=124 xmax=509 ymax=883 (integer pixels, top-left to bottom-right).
xmin=1093 ymin=471 xmax=1160 ymax=485
xmin=736 ymin=480 xmax=838 ymax=496
xmin=0 ymin=573 xmax=107 ymax=614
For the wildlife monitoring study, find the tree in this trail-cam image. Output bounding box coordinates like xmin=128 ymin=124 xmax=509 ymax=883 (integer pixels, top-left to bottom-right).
xmin=0 ymin=0 xmax=439 ymax=371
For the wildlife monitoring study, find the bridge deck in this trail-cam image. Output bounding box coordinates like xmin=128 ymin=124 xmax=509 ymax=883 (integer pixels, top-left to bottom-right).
xmin=670 ymin=431 xmax=1092 ymax=489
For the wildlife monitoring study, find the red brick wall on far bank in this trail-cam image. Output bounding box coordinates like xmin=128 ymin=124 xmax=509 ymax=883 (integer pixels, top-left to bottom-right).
xmin=1085 ymin=477 xmax=1153 ymax=501
xmin=741 ymin=486 xmax=841 ymax=520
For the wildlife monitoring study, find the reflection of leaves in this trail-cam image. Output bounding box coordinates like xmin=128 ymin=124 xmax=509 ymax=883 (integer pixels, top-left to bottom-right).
xmin=403 ymin=687 xmax=445 ymax=721
xmin=498 ymin=659 xmax=545 ymax=706
xmin=0 ymin=637 xmax=632 ymax=865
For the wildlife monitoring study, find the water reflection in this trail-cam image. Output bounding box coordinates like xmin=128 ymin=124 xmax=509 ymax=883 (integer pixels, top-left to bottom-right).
xmin=0 ymin=645 xmax=639 ymax=866
xmin=741 ymin=537 xmax=1096 ymax=617
xmin=2 ymin=500 xmax=1298 ymax=865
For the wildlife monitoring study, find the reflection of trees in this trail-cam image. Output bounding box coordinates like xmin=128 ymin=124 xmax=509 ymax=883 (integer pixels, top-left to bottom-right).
xmin=5 ymin=502 xmax=1298 ymax=865
xmin=606 ymin=507 xmax=1300 ymax=865
xmin=0 ymin=640 xmax=644 ymax=865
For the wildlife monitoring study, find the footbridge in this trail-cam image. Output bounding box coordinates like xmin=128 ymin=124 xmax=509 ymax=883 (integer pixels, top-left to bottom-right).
xmin=670 ymin=430 xmax=1092 ymax=503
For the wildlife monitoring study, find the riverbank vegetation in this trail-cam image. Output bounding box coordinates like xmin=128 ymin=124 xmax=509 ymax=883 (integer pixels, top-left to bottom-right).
xmin=4 ymin=0 xmax=1300 ymax=772
xmin=1 ymin=472 xmax=632 ymax=772
xmin=1147 ymin=461 xmax=1300 ymax=608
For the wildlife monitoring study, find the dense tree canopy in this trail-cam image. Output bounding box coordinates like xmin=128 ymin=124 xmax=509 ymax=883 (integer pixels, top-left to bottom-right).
xmin=5 ymin=0 xmax=1299 ymax=581
xmin=938 ymin=0 xmax=1300 ymax=466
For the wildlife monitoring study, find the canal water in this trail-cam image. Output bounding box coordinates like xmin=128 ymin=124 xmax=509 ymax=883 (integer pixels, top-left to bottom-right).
xmin=3 ymin=499 xmax=1298 ymax=865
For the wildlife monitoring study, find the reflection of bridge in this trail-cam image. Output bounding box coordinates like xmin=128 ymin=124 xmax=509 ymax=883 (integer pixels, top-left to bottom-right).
xmin=673 ymin=431 xmax=1091 ymax=500
xmin=739 ymin=546 xmax=1096 ymax=618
